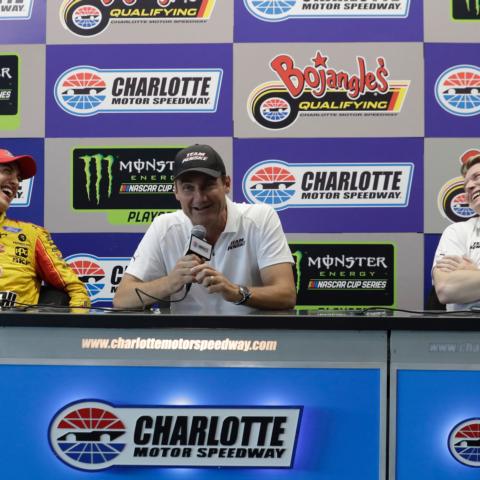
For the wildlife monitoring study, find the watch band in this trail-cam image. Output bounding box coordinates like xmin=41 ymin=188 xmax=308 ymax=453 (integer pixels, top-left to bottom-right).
xmin=234 ymin=285 xmax=252 ymax=305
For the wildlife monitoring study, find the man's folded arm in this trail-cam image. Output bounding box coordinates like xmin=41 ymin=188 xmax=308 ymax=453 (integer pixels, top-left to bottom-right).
xmin=433 ymin=267 xmax=480 ymax=304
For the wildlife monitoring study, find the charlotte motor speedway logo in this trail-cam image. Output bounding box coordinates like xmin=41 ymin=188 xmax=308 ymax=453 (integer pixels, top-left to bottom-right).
xmin=248 ymin=51 xmax=410 ymax=129
xmin=60 ymin=0 xmax=217 ymax=36
xmin=54 ymin=66 xmax=223 ymax=117
xmin=243 ymin=0 xmax=410 ymax=22
xmin=242 ymin=160 xmax=414 ymax=211
xmin=435 ymin=65 xmax=480 ymax=117
xmin=49 ymin=400 xmax=302 ymax=471
xmin=0 ymin=0 xmax=34 ymax=19
xmin=65 ymin=253 xmax=129 ymax=303
xmin=448 ymin=418 xmax=480 ymax=467
xmin=11 ymin=177 xmax=33 ymax=208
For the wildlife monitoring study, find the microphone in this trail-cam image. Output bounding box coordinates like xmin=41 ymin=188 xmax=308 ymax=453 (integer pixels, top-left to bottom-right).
xmin=185 ymin=225 xmax=212 ymax=294
xmin=186 ymin=225 xmax=212 ymax=260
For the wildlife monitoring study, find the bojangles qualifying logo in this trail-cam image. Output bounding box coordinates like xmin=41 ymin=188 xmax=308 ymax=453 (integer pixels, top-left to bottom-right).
xmin=248 ymin=51 xmax=410 ymax=129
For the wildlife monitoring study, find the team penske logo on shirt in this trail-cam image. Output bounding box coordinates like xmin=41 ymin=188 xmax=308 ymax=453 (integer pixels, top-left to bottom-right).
xmin=55 ymin=66 xmax=223 ymax=117
xmin=243 ymin=0 xmax=410 ymax=21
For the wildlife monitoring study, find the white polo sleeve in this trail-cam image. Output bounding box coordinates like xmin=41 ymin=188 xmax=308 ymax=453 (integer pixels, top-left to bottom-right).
xmin=126 ymin=221 xmax=167 ymax=282
xmin=433 ymin=223 xmax=469 ymax=270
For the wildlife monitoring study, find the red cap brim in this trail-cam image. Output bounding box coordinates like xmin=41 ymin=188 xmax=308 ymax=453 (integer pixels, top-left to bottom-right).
xmin=0 ymin=154 xmax=36 ymax=179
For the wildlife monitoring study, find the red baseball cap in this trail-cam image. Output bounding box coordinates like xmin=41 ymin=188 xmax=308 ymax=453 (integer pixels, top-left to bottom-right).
xmin=460 ymin=149 xmax=480 ymax=166
xmin=0 ymin=149 xmax=36 ymax=179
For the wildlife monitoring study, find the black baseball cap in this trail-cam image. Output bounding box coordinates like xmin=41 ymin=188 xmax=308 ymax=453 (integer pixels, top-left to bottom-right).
xmin=173 ymin=145 xmax=226 ymax=180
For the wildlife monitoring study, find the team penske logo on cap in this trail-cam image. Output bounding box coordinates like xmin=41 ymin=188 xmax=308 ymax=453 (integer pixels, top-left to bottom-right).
xmin=50 ymin=400 xmax=302 ymax=470
xmin=243 ymin=0 xmax=410 ymax=21
xmin=55 ymin=66 xmax=223 ymax=116
xmin=243 ymin=160 xmax=414 ymax=210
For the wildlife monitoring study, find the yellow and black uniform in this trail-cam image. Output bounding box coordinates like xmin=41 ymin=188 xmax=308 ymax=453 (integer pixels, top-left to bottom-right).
xmin=0 ymin=214 xmax=90 ymax=307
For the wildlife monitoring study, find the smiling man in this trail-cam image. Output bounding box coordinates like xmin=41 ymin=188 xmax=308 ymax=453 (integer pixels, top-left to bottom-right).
xmin=0 ymin=149 xmax=90 ymax=308
xmin=113 ymin=144 xmax=296 ymax=313
xmin=433 ymin=151 xmax=480 ymax=311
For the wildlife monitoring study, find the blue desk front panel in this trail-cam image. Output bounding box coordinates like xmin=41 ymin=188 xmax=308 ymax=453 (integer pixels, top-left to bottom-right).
xmin=0 ymin=365 xmax=380 ymax=480
xmin=396 ymin=370 xmax=480 ymax=479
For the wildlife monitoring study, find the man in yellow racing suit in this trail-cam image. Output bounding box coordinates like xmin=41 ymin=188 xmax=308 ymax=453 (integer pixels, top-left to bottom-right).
xmin=0 ymin=149 xmax=90 ymax=308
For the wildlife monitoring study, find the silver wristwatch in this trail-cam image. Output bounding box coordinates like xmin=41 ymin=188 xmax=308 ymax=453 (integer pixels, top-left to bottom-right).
xmin=234 ymin=285 xmax=252 ymax=305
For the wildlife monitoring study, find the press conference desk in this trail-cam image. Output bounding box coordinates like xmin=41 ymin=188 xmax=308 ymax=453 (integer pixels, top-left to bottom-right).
xmin=1 ymin=310 xmax=479 ymax=480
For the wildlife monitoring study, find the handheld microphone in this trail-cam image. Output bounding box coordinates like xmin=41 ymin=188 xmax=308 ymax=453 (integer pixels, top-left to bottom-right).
xmin=186 ymin=225 xmax=212 ymax=260
xmin=185 ymin=225 xmax=212 ymax=294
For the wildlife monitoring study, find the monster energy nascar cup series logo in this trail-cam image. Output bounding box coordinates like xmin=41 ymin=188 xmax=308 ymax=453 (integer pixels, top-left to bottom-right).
xmin=72 ymin=147 xmax=181 ymax=222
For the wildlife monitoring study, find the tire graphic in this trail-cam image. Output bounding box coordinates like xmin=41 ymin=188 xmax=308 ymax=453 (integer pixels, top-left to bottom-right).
xmin=252 ymin=90 xmax=298 ymax=129
xmin=63 ymin=0 xmax=110 ymax=36
xmin=441 ymin=182 xmax=475 ymax=222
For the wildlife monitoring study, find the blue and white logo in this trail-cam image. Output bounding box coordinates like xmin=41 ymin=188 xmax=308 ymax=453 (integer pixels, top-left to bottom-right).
xmin=449 ymin=418 xmax=480 ymax=467
xmin=243 ymin=160 xmax=414 ymax=211
xmin=435 ymin=65 xmax=480 ymax=117
xmin=243 ymin=0 xmax=410 ymax=21
xmin=55 ymin=66 xmax=223 ymax=117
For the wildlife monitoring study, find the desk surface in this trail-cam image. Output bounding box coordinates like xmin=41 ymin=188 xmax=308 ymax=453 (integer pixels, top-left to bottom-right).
xmin=0 ymin=307 xmax=479 ymax=330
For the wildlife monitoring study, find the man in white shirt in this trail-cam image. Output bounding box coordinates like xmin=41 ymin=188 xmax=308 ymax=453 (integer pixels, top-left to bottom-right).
xmin=113 ymin=144 xmax=296 ymax=313
xmin=433 ymin=150 xmax=480 ymax=311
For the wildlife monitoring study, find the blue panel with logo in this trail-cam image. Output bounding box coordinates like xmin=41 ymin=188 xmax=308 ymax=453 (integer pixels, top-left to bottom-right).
xmin=234 ymin=137 xmax=423 ymax=233
xmin=51 ymin=233 xmax=142 ymax=307
xmin=396 ymin=370 xmax=480 ymax=479
xmin=0 ymin=365 xmax=380 ymax=479
xmin=235 ymin=0 xmax=423 ymax=42
xmin=45 ymin=44 xmax=232 ymax=138
xmin=425 ymin=44 xmax=480 ymax=137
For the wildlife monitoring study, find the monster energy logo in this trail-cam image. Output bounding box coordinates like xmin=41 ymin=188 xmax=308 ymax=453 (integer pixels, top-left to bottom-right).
xmin=464 ymin=0 xmax=480 ymax=14
xmin=81 ymin=154 xmax=115 ymax=205
xmin=291 ymin=250 xmax=302 ymax=293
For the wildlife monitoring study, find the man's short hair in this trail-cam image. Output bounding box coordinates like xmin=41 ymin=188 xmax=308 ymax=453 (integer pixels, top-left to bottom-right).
xmin=461 ymin=151 xmax=480 ymax=176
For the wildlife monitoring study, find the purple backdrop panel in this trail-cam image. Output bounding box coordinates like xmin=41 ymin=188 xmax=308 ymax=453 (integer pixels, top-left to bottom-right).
xmin=424 ymin=233 xmax=441 ymax=307
xmin=234 ymin=0 xmax=423 ymax=42
xmin=0 ymin=0 xmax=45 ymax=44
xmin=2 ymin=137 xmax=43 ymax=226
xmin=233 ymin=137 xmax=423 ymax=233
xmin=425 ymin=43 xmax=480 ymax=137
xmin=46 ymin=44 xmax=232 ymax=138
